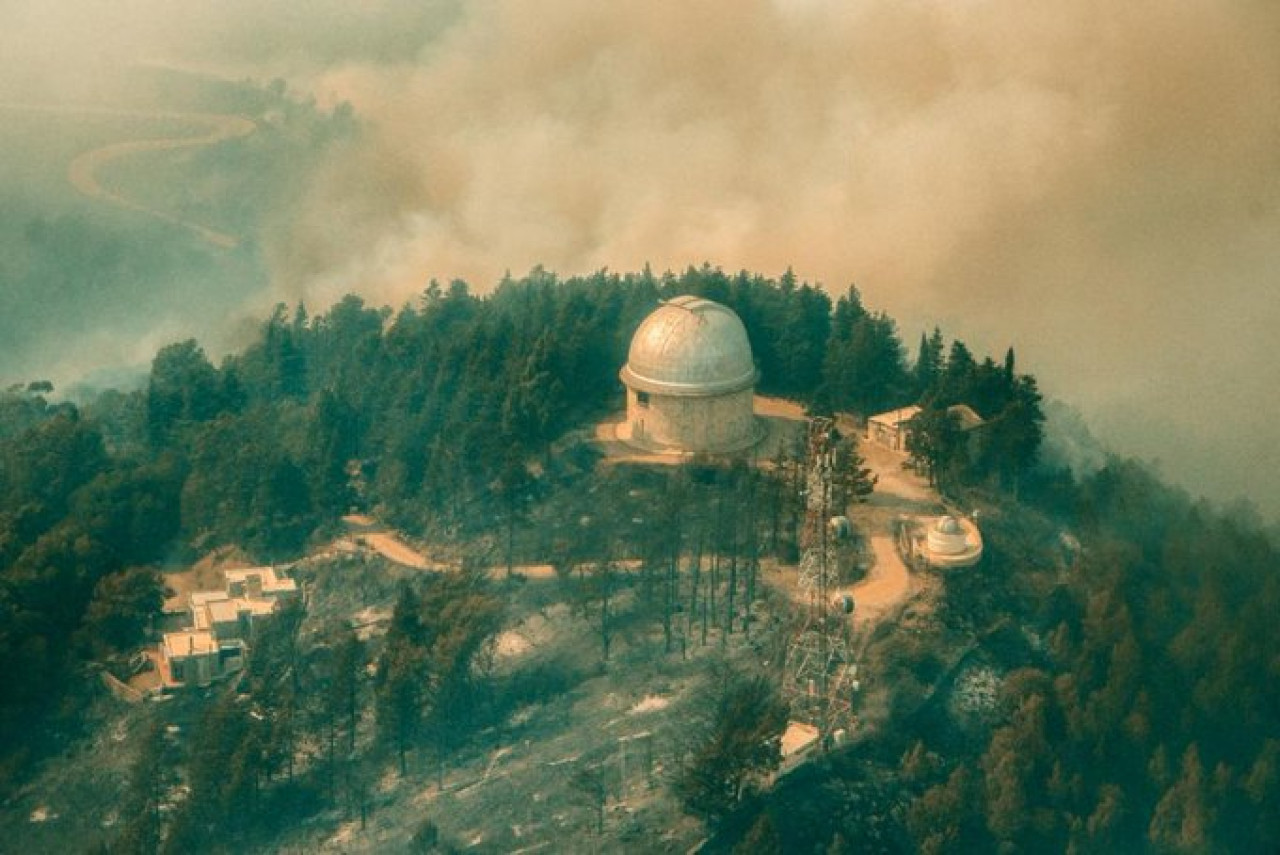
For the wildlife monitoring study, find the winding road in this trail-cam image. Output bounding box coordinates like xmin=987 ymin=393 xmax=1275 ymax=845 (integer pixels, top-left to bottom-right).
xmin=1 ymin=102 xmax=256 ymax=249
xmin=842 ymin=433 xmax=944 ymax=629
xmin=849 ymin=534 xmax=915 ymax=627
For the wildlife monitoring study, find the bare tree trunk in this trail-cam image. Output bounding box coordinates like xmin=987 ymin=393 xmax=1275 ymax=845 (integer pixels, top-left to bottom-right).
xmin=743 ymin=469 xmax=759 ymax=637
xmin=722 ymin=478 xmax=740 ymax=645
xmin=599 ymin=559 xmax=612 ymax=664
xmin=438 ymin=738 xmax=446 ymax=791
xmin=328 ymin=723 xmax=337 ymax=802
xmin=663 ymin=552 xmax=674 ymax=654
xmin=506 ymin=508 xmax=515 ymax=579
xmin=688 ymin=532 xmax=702 ymax=638
xmin=726 ymin=518 xmax=738 ymax=642
xmin=710 ymin=542 xmax=719 ymax=630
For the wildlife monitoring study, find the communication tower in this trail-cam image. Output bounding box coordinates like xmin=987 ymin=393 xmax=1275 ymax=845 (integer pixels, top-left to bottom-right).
xmin=782 ymin=417 xmax=858 ymax=743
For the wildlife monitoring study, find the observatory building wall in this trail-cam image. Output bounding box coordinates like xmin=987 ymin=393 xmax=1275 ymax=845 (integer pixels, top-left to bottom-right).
xmin=626 ymin=385 xmax=758 ymax=452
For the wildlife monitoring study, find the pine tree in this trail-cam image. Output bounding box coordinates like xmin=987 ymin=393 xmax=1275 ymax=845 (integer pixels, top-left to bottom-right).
xmin=675 ymin=674 xmax=788 ymax=824
xmin=905 ymin=406 xmax=965 ymax=489
xmin=915 ymin=327 xmax=945 ymax=399
xmin=144 ymin=339 xmax=225 ymax=446
xmin=937 ymin=339 xmax=976 ymax=406
xmin=376 ymin=587 xmax=431 ymax=774
xmin=1148 ymin=744 xmax=1209 ymax=851
xmin=831 ymin=433 xmax=877 ymax=507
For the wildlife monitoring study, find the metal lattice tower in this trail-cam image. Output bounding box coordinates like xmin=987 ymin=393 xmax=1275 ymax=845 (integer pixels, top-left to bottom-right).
xmin=783 ymin=417 xmax=857 ymax=739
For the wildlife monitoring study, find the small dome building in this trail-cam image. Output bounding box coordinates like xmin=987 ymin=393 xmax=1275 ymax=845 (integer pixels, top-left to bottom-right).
xmin=922 ymin=515 xmax=984 ymax=568
xmin=927 ymin=516 xmax=968 ymax=556
xmin=618 ymin=296 xmax=763 ymax=453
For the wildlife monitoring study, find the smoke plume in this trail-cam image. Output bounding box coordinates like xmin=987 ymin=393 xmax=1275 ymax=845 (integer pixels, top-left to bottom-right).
xmin=4 ymin=0 xmax=1280 ymax=515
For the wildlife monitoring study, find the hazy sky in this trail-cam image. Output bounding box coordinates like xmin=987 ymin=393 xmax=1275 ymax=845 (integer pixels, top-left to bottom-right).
xmin=4 ymin=0 xmax=1279 ymax=516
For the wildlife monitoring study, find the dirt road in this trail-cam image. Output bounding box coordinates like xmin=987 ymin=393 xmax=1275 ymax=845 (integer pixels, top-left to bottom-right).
xmin=1 ymin=102 xmax=255 ymax=248
xmin=849 ymin=535 xmax=914 ymax=626
xmin=842 ymin=434 xmax=943 ymax=627
xmin=361 ymin=531 xmax=437 ymax=570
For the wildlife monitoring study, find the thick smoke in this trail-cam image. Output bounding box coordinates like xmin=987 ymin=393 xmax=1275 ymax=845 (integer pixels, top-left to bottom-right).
xmin=286 ymin=0 xmax=1280 ymax=517
xmin=5 ymin=0 xmax=1280 ymax=516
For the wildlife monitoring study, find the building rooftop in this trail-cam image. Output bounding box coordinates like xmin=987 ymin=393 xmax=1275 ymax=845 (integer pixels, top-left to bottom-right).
xmin=186 ymin=568 xmax=295 ymax=631
xmin=224 ymin=567 xmax=298 ymax=596
xmin=205 ymin=599 xmax=240 ymax=625
xmin=163 ymin=630 xmax=219 ymax=659
xmin=161 ymin=566 xmax=296 ymax=687
xmin=190 ymin=590 xmax=229 ymax=607
xmin=242 ymin=598 xmax=277 ymax=616
xmin=190 ymin=592 xmax=229 ymax=630
xmin=868 ymin=405 xmax=922 ymax=428
xmin=206 ymin=595 xmax=279 ymax=624
xmin=780 ymin=721 xmax=821 ymax=759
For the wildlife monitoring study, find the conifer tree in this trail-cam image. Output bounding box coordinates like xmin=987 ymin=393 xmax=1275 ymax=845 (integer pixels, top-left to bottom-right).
xmin=915 ymin=327 xmax=945 ymax=399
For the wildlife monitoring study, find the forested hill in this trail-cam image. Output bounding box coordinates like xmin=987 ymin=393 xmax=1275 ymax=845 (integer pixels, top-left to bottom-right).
xmin=737 ymin=455 xmax=1280 ymax=852
xmin=3 ymin=265 xmax=1043 ymax=562
xmin=1 ymin=267 xmax=1277 ymax=851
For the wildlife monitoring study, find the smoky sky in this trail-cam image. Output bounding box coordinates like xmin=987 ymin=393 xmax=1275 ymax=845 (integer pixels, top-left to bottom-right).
xmin=4 ymin=0 xmax=1280 ymax=517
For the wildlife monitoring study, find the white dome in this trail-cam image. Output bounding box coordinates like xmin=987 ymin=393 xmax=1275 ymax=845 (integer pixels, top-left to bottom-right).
xmin=927 ymin=516 xmax=970 ymax=556
xmin=936 ymin=516 xmax=964 ymax=535
xmin=620 ymin=296 xmax=757 ymax=396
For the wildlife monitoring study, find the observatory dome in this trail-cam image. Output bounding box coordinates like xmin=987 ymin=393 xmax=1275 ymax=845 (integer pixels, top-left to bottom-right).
xmin=920 ymin=513 xmax=983 ymax=568
xmin=620 ymin=296 xmax=758 ymax=396
xmin=937 ymin=516 xmax=963 ymax=535
xmin=617 ymin=296 xmax=761 ymax=453
xmin=927 ymin=515 xmax=972 ymax=557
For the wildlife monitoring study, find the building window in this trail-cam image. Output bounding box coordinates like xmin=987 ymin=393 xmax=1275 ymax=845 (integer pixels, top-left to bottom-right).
xmin=636 ymin=391 xmax=650 ymax=408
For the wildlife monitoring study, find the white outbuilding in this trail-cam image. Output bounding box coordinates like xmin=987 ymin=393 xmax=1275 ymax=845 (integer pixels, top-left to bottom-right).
xmin=867 ymin=405 xmax=922 ymax=451
xmin=923 ymin=514 xmax=984 ymax=568
xmin=617 ymin=295 xmax=763 ymax=453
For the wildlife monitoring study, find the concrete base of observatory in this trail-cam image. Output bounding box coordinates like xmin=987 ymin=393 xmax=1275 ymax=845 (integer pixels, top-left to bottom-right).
xmin=616 ymin=387 xmax=767 ymax=455
xmin=597 ymin=396 xmax=801 ymax=465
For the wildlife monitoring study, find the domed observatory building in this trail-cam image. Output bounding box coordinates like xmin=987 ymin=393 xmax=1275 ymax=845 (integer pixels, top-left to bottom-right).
xmin=618 ymin=296 xmax=763 ymax=453
xmin=923 ymin=515 xmax=984 ymax=568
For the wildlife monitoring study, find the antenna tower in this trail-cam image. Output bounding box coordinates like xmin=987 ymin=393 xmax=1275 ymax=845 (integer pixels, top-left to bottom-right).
xmin=782 ymin=417 xmax=857 ymax=741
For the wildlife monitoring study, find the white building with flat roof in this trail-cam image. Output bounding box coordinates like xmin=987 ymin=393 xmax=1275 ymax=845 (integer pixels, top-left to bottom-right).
xmin=224 ymin=567 xmax=299 ymax=601
xmin=867 ymin=405 xmax=921 ymax=451
xmin=162 ymin=629 xmax=242 ymax=687
xmin=160 ymin=566 xmax=298 ymax=688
